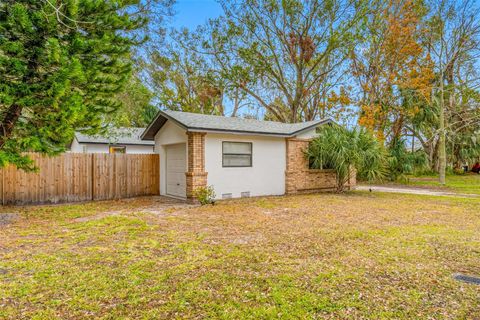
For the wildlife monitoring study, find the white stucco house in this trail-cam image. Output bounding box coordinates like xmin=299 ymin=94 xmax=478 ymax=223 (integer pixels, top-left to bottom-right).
xmin=70 ymin=127 xmax=154 ymax=154
xmin=141 ymin=110 xmax=355 ymax=201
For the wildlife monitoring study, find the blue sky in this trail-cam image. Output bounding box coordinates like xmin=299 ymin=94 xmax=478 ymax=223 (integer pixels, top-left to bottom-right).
xmin=172 ymin=0 xmax=223 ymax=30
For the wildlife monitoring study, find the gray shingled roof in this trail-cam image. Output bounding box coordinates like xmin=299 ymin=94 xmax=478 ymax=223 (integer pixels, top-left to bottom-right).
xmin=76 ymin=127 xmax=154 ymax=145
xmin=141 ymin=110 xmax=331 ymax=140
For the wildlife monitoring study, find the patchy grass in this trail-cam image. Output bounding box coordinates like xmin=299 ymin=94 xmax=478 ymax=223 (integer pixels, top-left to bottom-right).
xmin=1 ymin=193 xmax=479 ymax=319
xmin=404 ymin=174 xmax=480 ymax=195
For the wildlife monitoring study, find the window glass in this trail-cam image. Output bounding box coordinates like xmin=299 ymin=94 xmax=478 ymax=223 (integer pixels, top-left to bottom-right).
xmin=109 ymin=146 xmax=126 ymax=154
xmin=223 ymin=142 xmax=251 ymax=154
xmin=223 ymin=154 xmax=251 ymax=166
xmin=222 ymin=142 xmax=252 ymax=167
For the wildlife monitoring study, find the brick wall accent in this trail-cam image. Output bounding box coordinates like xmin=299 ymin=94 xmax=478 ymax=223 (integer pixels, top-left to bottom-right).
xmin=186 ymin=132 xmax=208 ymax=201
xmin=285 ymin=138 xmax=356 ymax=194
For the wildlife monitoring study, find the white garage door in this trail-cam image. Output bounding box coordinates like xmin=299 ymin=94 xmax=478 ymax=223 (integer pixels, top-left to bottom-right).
xmin=166 ymin=143 xmax=187 ymax=198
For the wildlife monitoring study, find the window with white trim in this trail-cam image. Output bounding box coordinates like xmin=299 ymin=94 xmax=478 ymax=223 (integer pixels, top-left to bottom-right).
xmin=109 ymin=146 xmax=126 ymax=154
xmin=222 ymin=142 xmax=252 ymax=167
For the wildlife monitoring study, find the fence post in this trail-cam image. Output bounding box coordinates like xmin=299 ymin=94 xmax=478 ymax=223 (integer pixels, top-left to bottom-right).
xmin=113 ymin=153 xmax=117 ymax=199
xmin=1 ymin=168 xmax=4 ymax=206
xmin=91 ymin=153 xmax=95 ymax=201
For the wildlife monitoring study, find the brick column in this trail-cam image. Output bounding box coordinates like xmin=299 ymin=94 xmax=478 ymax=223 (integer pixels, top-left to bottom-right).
xmin=285 ymin=138 xmax=310 ymax=194
xmin=186 ymin=132 xmax=208 ymax=201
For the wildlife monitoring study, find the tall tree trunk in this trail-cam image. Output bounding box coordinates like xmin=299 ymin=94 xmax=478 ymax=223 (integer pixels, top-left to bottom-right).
xmin=392 ymin=114 xmax=404 ymax=143
xmin=433 ymin=140 xmax=440 ymax=172
xmin=438 ymin=82 xmax=446 ymax=185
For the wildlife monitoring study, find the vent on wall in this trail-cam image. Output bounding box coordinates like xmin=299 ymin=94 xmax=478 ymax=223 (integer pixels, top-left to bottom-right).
xmin=222 ymin=193 xmax=232 ymax=199
xmin=241 ymin=191 xmax=251 ymax=198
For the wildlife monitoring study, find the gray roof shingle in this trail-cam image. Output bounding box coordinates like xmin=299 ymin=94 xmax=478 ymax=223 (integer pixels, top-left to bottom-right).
xmin=76 ymin=127 xmax=154 ymax=145
xmin=141 ymin=110 xmax=331 ymax=140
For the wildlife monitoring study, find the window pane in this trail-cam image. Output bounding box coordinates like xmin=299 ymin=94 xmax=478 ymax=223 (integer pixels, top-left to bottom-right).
xmin=110 ymin=146 xmax=126 ymax=154
xmin=223 ymin=154 xmax=251 ymax=167
xmin=223 ymin=142 xmax=251 ymax=154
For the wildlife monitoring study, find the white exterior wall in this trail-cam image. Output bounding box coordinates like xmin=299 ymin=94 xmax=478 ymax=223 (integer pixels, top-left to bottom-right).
xmin=124 ymin=145 xmax=154 ymax=154
xmin=204 ymin=133 xmax=286 ymax=199
xmin=70 ymin=138 xmax=153 ymax=153
xmin=154 ymin=121 xmax=187 ymax=196
xmin=295 ymin=128 xmax=318 ymax=139
xmin=69 ymin=138 xmax=86 ymax=152
xmin=79 ymin=144 xmax=109 ymax=153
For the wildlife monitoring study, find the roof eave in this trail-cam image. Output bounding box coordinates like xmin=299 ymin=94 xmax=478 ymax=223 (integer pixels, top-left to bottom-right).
xmin=141 ymin=110 xmax=333 ymax=139
xmin=141 ymin=110 xmax=188 ymax=140
xmin=288 ymin=118 xmax=333 ymax=137
xmin=186 ymin=118 xmax=332 ymax=137
xmin=76 ymin=141 xmax=155 ymax=146
xmin=140 ymin=111 xmax=162 ymax=140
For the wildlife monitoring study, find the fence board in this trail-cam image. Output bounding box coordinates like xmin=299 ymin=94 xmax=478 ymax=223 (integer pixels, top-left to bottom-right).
xmin=0 ymin=153 xmax=159 ymax=205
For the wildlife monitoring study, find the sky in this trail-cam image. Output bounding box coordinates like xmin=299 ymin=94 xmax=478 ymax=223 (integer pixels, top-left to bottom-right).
xmin=172 ymin=0 xmax=223 ymax=30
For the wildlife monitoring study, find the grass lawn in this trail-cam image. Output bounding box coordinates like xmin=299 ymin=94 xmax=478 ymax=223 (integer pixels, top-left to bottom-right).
xmin=1 ymin=192 xmax=479 ymax=319
xmin=404 ymin=174 xmax=480 ymax=195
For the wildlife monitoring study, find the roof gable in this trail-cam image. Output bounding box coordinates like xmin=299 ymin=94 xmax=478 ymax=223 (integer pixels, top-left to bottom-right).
xmin=141 ymin=110 xmax=331 ymax=140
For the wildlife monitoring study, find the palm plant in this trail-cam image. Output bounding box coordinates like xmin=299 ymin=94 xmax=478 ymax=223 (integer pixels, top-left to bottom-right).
xmin=306 ymin=125 xmax=386 ymax=192
xmin=387 ymin=137 xmax=428 ymax=181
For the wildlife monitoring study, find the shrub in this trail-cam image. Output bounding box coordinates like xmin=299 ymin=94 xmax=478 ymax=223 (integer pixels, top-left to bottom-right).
xmin=306 ymin=125 xmax=386 ymax=192
xmin=193 ymin=186 xmax=216 ymax=205
xmin=386 ymin=137 xmax=428 ymax=181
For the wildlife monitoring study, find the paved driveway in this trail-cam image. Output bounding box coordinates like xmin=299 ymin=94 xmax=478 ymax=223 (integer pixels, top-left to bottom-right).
xmin=357 ymin=185 xmax=478 ymax=198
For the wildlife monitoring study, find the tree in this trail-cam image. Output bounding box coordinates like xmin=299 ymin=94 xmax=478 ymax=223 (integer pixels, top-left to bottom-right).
xmin=420 ymin=0 xmax=480 ymax=183
xmin=144 ymin=24 xmax=256 ymax=118
xmin=109 ymin=74 xmax=158 ymax=128
xmin=386 ymin=137 xmax=428 ymax=181
xmin=407 ymin=85 xmax=480 ymax=173
xmin=306 ymin=125 xmax=385 ymax=192
xmin=146 ymin=39 xmax=226 ymax=115
xmin=0 ymin=0 xmax=151 ymax=169
xmin=349 ymin=0 xmax=480 ymax=183
xmin=201 ymin=0 xmax=365 ymax=123
xmin=351 ymin=0 xmax=434 ymax=142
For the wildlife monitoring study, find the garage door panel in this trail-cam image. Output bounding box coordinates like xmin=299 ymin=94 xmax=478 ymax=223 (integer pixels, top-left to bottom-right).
xmin=172 ymin=172 xmax=185 ymax=178
xmin=166 ymin=143 xmax=186 ymax=198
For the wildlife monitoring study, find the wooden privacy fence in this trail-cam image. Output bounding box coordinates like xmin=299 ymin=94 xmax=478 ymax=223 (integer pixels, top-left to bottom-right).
xmin=0 ymin=153 xmax=159 ymax=205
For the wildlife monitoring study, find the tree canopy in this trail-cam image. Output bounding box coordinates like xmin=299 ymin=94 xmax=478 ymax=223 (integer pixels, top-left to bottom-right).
xmin=0 ymin=0 xmax=154 ymax=169
xmin=109 ymin=73 xmax=158 ymax=128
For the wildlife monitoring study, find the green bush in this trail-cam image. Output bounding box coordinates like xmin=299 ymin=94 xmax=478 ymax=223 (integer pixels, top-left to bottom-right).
xmin=306 ymin=125 xmax=386 ymax=192
xmin=386 ymin=138 xmax=428 ymax=181
xmin=193 ymin=186 xmax=216 ymax=205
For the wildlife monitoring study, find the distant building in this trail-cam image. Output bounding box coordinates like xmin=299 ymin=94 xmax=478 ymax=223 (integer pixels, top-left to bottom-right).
xmin=69 ymin=127 xmax=154 ymax=154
